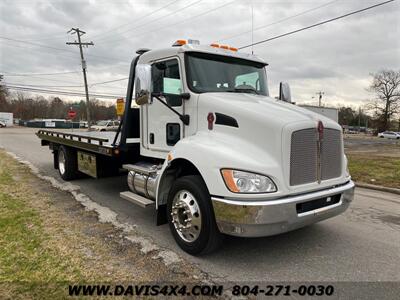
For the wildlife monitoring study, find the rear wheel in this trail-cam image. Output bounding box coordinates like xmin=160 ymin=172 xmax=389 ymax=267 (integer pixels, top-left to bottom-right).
xmin=167 ymin=175 xmax=222 ymax=255
xmin=58 ymin=146 xmax=78 ymax=181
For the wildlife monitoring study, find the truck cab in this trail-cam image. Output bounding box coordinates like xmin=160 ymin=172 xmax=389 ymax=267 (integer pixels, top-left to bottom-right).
xmin=38 ymin=39 xmax=355 ymax=255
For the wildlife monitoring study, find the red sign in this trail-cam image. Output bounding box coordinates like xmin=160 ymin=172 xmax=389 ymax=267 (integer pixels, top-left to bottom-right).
xmin=68 ymin=110 xmax=77 ymax=119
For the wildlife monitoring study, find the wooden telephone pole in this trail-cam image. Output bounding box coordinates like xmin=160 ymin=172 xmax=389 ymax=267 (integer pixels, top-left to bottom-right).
xmin=66 ymin=28 xmax=94 ymax=130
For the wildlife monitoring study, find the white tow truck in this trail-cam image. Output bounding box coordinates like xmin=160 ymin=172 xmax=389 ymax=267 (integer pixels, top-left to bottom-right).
xmin=37 ymin=39 xmax=355 ymax=255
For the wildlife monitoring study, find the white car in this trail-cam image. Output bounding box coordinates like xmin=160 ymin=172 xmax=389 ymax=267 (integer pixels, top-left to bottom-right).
xmin=0 ymin=120 xmax=6 ymax=128
xmin=91 ymin=120 xmax=119 ymax=131
xmin=378 ymin=131 xmax=400 ymax=139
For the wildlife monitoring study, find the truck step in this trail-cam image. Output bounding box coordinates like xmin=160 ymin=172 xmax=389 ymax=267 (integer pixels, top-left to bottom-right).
xmin=122 ymin=163 xmax=157 ymax=176
xmin=120 ymin=191 xmax=154 ymax=208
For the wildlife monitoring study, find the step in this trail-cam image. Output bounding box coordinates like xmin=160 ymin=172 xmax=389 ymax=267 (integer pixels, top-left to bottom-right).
xmin=122 ymin=164 xmax=157 ymax=176
xmin=120 ymin=191 xmax=154 ymax=208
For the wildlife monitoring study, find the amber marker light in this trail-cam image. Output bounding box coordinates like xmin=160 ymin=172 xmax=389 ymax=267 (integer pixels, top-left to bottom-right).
xmin=221 ymin=169 xmax=240 ymax=193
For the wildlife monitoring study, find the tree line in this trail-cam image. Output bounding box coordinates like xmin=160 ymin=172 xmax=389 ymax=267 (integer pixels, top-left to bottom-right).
xmin=0 ymin=76 xmax=117 ymax=121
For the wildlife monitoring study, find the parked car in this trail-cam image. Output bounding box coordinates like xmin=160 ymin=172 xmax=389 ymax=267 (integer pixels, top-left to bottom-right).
xmin=91 ymin=120 xmax=119 ymax=131
xmin=378 ymin=131 xmax=400 ymax=139
xmin=0 ymin=120 xmax=6 ymax=128
xmin=79 ymin=121 xmax=88 ymax=128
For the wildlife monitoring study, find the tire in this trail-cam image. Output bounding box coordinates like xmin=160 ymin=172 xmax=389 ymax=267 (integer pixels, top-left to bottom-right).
xmin=58 ymin=146 xmax=78 ymax=181
xmin=167 ymin=175 xmax=222 ymax=255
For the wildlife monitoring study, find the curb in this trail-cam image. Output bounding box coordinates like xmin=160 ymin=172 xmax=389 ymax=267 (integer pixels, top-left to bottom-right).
xmin=355 ymin=182 xmax=400 ymax=195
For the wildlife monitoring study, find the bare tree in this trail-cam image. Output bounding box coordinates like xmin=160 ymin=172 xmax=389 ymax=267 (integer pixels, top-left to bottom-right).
xmin=367 ymin=70 xmax=400 ymax=131
xmin=0 ymin=75 xmax=9 ymax=111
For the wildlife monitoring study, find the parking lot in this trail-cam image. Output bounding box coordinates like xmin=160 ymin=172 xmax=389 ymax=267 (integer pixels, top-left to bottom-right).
xmin=0 ymin=126 xmax=399 ymax=285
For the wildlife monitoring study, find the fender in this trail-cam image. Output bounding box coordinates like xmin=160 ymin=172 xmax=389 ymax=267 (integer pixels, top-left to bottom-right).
xmin=155 ymin=131 xmax=284 ymax=208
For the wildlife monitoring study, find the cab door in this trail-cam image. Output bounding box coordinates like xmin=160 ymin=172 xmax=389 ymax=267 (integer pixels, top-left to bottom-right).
xmin=145 ymin=57 xmax=184 ymax=157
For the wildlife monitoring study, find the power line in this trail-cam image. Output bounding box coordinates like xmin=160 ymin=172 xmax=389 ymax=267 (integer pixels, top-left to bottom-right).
xmin=97 ymin=0 xmax=235 ymax=45
xmin=1 ymin=71 xmax=128 ymax=87
xmin=96 ymin=0 xmax=203 ymax=43
xmin=215 ymin=0 xmax=340 ymax=43
xmin=3 ymin=82 xmax=83 ymax=88
xmin=238 ymin=0 xmax=396 ymax=50
xmin=0 ymin=71 xmax=81 ymax=76
xmin=0 ymin=36 xmax=119 ymax=62
xmin=3 ymin=80 xmax=126 ymax=92
xmin=96 ymin=0 xmax=202 ymax=43
xmin=90 ymin=77 xmax=128 ymax=86
xmin=0 ymin=41 xmax=83 ymax=62
xmin=6 ymin=85 xmax=124 ymax=99
xmin=2 ymin=73 xmax=83 ymax=85
xmin=92 ymin=0 xmax=182 ymax=40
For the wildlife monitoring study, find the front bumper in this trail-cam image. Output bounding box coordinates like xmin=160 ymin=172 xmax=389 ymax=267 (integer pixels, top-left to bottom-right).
xmin=211 ymin=180 xmax=355 ymax=237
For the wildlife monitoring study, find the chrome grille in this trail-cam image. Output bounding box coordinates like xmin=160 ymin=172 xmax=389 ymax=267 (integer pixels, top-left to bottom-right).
xmin=290 ymin=128 xmax=342 ymax=186
xmin=321 ymin=129 xmax=342 ymax=180
xmin=290 ymin=129 xmax=317 ymax=186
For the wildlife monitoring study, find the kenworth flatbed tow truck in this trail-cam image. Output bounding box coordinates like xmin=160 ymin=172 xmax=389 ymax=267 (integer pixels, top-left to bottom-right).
xmin=37 ymin=39 xmax=355 ymax=255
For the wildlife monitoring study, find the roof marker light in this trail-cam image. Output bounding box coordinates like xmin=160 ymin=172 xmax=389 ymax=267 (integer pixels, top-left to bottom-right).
xmin=172 ymin=39 xmax=200 ymax=47
xmin=173 ymin=39 xmax=187 ymax=46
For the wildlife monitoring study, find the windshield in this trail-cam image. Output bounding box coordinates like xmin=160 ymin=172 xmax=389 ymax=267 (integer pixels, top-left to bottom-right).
xmin=186 ymin=52 xmax=269 ymax=95
xmin=96 ymin=121 xmax=108 ymax=126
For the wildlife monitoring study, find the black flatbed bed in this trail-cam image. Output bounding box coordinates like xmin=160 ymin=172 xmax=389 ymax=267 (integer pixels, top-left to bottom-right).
xmin=37 ymin=129 xmax=121 ymax=156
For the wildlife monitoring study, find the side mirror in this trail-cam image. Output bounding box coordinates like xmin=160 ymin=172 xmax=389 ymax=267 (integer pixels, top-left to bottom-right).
xmin=279 ymin=82 xmax=292 ymax=103
xmin=135 ymin=64 xmax=151 ymax=105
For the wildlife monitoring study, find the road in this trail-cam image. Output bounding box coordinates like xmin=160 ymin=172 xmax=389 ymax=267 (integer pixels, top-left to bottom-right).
xmin=1 ymin=127 xmax=399 ymax=283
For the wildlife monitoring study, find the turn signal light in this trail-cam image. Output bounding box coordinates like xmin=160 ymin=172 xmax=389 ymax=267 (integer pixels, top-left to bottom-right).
xmin=221 ymin=170 xmax=240 ymax=193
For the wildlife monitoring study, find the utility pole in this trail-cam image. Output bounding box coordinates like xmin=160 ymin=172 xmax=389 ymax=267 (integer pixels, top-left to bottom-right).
xmin=316 ymin=91 xmax=325 ymax=107
xmin=66 ymin=28 xmax=94 ymax=130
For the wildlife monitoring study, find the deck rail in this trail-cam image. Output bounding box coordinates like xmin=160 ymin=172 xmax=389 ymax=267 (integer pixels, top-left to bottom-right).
xmin=37 ymin=130 xmax=109 ymax=146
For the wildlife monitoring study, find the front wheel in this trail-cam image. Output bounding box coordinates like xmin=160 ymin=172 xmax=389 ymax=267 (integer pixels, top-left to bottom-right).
xmin=167 ymin=175 xmax=222 ymax=255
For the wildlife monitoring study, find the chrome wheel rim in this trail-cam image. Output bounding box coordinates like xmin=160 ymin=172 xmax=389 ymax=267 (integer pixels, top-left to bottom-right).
xmin=58 ymin=151 xmax=66 ymax=175
xmin=171 ymin=190 xmax=202 ymax=243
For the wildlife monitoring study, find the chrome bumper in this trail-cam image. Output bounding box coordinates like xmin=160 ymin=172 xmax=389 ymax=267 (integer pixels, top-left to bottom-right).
xmin=211 ymin=181 xmax=355 ymax=237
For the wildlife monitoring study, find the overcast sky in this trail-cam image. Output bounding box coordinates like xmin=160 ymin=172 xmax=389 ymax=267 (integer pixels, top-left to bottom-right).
xmin=1 ymin=0 xmax=399 ymax=107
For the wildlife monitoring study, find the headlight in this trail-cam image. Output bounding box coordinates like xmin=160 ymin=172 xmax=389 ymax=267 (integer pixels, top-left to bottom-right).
xmin=221 ymin=169 xmax=277 ymax=193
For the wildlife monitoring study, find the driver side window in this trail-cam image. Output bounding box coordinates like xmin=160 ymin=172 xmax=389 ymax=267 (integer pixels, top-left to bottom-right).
xmin=152 ymin=59 xmax=183 ymax=107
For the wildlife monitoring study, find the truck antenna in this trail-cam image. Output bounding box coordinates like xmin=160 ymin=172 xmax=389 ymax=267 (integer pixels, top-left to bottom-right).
xmin=251 ymin=0 xmax=254 ymax=55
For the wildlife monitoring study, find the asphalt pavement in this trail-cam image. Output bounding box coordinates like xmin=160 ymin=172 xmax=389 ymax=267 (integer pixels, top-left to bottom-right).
xmin=1 ymin=127 xmax=399 ymax=283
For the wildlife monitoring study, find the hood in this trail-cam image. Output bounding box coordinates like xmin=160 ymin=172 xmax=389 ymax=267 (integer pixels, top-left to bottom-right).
xmin=196 ymin=92 xmax=345 ymax=192
xmin=198 ymin=92 xmax=340 ymax=130
xmin=197 ymin=91 xmax=341 ymax=167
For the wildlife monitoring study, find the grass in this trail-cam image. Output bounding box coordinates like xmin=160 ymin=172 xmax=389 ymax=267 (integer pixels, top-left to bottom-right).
xmin=0 ymin=160 xmax=84 ymax=299
xmin=0 ymin=150 xmax=205 ymax=299
xmin=347 ymin=155 xmax=400 ymax=189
